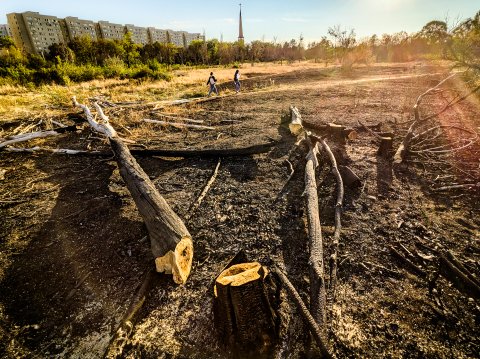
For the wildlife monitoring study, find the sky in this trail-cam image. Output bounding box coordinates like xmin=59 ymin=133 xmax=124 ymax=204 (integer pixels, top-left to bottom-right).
xmin=0 ymin=0 xmax=478 ymax=44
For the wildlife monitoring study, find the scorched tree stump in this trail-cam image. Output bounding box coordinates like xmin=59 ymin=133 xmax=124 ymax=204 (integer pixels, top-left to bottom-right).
xmin=214 ymin=262 xmax=276 ymax=355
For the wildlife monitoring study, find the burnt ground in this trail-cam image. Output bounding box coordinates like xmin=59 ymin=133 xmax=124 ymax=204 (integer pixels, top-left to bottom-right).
xmin=0 ymin=62 xmax=479 ymax=358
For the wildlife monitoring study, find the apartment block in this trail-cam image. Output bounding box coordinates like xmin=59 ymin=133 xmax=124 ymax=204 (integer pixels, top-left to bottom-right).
xmin=125 ymin=24 xmax=149 ymax=45
xmin=148 ymin=27 xmax=168 ymax=44
xmin=167 ymin=30 xmax=185 ymax=47
xmin=6 ymin=11 xmax=205 ymax=54
xmin=184 ymin=32 xmax=203 ymax=46
xmin=7 ymin=12 xmax=65 ymax=54
xmin=96 ymin=20 xmax=125 ymax=41
xmin=0 ymin=24 xmax=11 ymax=37
xmin=64 ymin=16 xmax=97 ymax=41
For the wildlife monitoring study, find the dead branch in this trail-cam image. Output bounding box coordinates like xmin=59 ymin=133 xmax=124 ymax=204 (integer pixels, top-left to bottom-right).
xmin=389 ymin=245 xmax=427 ymax=278
xmin=445 ymin=251 xmax=480 ymax=288
xmin=357 ymin=120 xmax=382 ymax=140
xmin=73 ymin=97 xmax=193 ymax=284
xmin=318 ymin=138 xmax=344 ymax=299
xmin=393 ymin=73 xmax=458 ymax=164
xmin=439 ymin=255 xmax=480 ymax=299
xmin=3 ymin=146 xmax=105 ymax=156
xmin=273 ymin=267 xmax=331 ymax=358
xmin=185 ymin=158 xmax=221 ymax=221
xmin=0 ymin=125 xmax=77 ymax=149
xmin=143 ymin=118 xmax=215 ymax=130
xmin=304 ymin=137 xmax=327 ymax=331
xmin=150 ymin=113 xmax=204 ymax=124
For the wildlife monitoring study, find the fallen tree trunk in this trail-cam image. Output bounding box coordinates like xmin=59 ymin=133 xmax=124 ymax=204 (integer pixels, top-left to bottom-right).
xmin=273 ymin=267 xmax=331 ymax=358
xmin=0 ymin=125 xmax=77 ymax=149
xmin=304 ymin=137 xmax=327 ymax=331
xmin=439 ymin=254 xmax=480 ymax=299
xmin=73 ymin=97 xmax=193 ymax=284
xmin=2 ymin=142 xmax=277 ymax=158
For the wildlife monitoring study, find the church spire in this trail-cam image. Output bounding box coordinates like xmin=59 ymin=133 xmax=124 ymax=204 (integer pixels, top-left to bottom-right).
xmin=238 ymin=3 xmax=244 ymax=44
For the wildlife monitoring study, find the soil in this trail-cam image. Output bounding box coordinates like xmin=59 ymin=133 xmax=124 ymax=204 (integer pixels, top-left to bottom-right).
xmin=1 ymin=62 xmax=479 ymax=358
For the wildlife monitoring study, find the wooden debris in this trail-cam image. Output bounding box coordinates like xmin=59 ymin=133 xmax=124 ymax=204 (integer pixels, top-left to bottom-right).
xmin=338 ymin=165 xmax=361 ymax=188
xmin=439 ymin=253 xmax=480 ymax=299
xmin=0 ymin=125 xmax=77 ymax=149
xmin=74 ymin=97 xmax=193 ymax=284
xmin=273 ymin=267 xmax=331 ymax=358
xmin=214 ymin=262 xmax=276 ymax=354
xmin=185 ymin=158 xmax=221 ymax=221
xmin=143 ymin=118 xmax=215 ymax=130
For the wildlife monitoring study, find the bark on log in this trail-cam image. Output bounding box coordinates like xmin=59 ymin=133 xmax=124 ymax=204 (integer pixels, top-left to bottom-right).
xmin=304 ymin=138 xmax=327 ymax=331
xmin=319 ymin=138 xmax=344 ymax=299
xmin=273 ymin=268 xmax=331 ymax=358
xmin=214 ymin=262 xmax=276 ymax=354
xmin=73 ymin=97 xmax=193 ymax=284
xmin=3 ymin=142 xmax=276 ymax=158
xmin=289 ymin=106 xmax=303 ymax=135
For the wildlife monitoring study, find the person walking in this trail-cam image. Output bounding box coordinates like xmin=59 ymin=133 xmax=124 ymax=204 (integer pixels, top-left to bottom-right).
xmin=207 ymin=72 xmax=219 ymax=96
xmin=234 ymin=69 xmax=241 ymax=93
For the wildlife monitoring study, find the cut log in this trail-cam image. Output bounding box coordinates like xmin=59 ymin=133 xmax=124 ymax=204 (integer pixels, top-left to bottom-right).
xmin=214 ymin=262 xmax=276 ymax=354
xmin=73 ymin=97 xmax=193 ymax=284
xmin=377 ymin=137 xmax=393 ymax=158
xmin=304 ymin=137 xmax=327 ymax=331
xmin=289 ymin=105 xmax=303 ymax=135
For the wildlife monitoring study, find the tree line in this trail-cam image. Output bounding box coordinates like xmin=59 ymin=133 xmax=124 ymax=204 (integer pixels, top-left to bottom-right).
xmin=0 ymin=10 xmax=478 ymax=86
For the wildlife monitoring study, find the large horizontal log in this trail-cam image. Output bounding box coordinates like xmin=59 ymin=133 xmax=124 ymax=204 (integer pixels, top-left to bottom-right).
xmin=73 ymin=97 xmax=193 ymax=284
xmin=3 ymin=142 xmax=277 ymax=158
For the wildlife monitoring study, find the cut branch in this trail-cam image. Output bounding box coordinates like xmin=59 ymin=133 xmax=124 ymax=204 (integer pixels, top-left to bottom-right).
xmin=273 ymin=267 xmax=331 ymax=358
xmin=185 ymin=158 xmax=221 ymax=221
xmin=0 ymin=125 xmax=77 ymax=149
xmin=73 ymin=97 xmax=193 ymax=284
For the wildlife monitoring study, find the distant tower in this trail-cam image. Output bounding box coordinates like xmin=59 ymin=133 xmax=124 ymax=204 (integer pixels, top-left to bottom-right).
xmin=238 ymin=3 xmax=244 ymax=44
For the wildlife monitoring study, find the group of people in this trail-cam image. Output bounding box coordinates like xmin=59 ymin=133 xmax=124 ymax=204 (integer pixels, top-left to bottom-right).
xmin=206 ymin=69 xmax=241 ymax=97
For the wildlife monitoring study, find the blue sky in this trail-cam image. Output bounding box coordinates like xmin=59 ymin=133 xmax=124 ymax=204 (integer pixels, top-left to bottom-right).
xmin=1 ymin=0 xmax=478 ymax=43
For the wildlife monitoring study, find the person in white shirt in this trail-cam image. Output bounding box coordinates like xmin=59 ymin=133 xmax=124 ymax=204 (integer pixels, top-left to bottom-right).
xmin=206 ymin=72 xmax=219 ymax=96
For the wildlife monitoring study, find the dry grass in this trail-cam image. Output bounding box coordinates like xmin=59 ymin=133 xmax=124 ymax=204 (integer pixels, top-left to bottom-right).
xmin=0 ymin=61 xmax=330 ymax=122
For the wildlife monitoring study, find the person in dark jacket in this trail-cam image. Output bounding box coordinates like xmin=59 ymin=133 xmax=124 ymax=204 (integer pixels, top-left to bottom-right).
xmin=207 ymin=72 xmax=219 ymax=96
xmin=234 ymin=69 xmax=241 ymax=93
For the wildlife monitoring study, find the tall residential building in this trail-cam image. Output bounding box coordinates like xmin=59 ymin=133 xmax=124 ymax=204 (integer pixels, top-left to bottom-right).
xmin=125 ymin=24 xmax=149 ymax=45
xmin=167 ymin=30 xmax=185 ymax=47
xmin=148 ymin=27 xmax=168 ymax=44
xmin=64 ymin=16 xmax=97 ymax=41
xmin=96 ymin=20 xmax=125 ymax=41
xmin=0 ymin=24 xmax=11 ymax=37
xmin=7 ymin=12 xmax=65 ymax=54
xmin=184 ymin=32 xmax=203 ymax=46
xmin=6 ymin=11 xmax=204 ymax=53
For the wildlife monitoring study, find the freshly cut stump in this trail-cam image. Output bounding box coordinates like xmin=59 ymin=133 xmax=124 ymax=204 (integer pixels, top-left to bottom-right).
xmin=214 ymin=262 xmax=276 ymax=355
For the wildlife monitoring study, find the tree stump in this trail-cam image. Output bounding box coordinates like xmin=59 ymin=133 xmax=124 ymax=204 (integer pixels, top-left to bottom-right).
xmin=214 ymin=262 xmax=276 ymax=356
xmin=339 ymin=165 xmax=361 ymax=188
xmin=377 ymin=136 xmax=393 ymax=158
